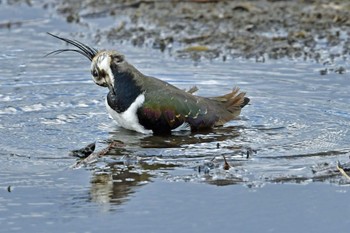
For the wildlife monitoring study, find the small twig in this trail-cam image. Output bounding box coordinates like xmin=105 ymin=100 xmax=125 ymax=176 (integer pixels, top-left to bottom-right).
xmin=336 ymin=161 xmax=350 ymax=180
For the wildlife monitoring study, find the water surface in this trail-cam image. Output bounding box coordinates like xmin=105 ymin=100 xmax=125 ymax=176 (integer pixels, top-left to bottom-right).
xmin=1 ymin=3 xmax=350 ymax=233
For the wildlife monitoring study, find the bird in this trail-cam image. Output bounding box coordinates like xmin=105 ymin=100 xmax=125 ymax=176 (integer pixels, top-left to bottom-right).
xmin=47 ymin=33 xmax=250 ymax=135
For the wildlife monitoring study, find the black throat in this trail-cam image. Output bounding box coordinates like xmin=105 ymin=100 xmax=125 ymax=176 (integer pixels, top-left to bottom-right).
xmin=107 ymin=65 xmax=142 ymax=113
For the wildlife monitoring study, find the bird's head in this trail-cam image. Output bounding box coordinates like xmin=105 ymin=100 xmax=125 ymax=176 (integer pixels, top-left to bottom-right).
xmin=90 ymin=50 xmax=125 ymax=90
xmin=47 ymin=33 xmax=126 ymax=92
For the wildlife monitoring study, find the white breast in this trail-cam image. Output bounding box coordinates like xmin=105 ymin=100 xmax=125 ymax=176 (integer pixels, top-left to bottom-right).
xmin=105 ymin=93 xmax=152 ymax=134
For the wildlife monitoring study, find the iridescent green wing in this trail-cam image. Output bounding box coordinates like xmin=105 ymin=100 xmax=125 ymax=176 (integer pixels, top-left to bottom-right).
xmin=138 ymin=79 xmax=218 ymax=133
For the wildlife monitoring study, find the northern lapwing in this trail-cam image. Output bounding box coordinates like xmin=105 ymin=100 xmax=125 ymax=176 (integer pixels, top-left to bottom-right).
xmin=48 ymin=33 xmax=250 ymax=135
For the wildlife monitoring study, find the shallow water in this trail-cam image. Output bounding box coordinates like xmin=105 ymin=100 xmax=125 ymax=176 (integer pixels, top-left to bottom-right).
xmin=1 ymin=2 xmax=350 ymax=233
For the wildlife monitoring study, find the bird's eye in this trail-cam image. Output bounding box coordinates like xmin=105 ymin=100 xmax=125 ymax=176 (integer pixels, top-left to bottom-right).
xmin=91 ymin=69 xmax=98 ymax=77
xmin=112 ymin=54 xmax=124 ymax=63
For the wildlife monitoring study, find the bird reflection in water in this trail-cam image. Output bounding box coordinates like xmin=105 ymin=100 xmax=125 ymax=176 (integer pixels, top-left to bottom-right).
xmin=89 ymin=169 xmax=151 ymax=206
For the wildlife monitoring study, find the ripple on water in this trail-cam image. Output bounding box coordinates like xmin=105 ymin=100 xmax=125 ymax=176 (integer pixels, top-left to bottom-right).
xmin=0 ymin=106 xmax=19 ymax=114
xmin=0 ymin=17 xmax=350 ymax=217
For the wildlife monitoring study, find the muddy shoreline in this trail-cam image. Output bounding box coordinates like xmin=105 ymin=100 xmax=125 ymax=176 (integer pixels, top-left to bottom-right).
xmin=52 ymin=0 xmax=350 ymax=62
xmin=3 ymin=0 xmax=350 ymax=63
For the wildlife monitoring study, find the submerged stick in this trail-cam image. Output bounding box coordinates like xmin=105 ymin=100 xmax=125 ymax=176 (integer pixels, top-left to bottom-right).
xmin=336 ymin=161 xmax=350 ymax=180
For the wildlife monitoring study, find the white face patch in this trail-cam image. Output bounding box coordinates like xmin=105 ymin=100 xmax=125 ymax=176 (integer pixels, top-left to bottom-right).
xmin=91 ymin=52 xmax=115 ymax=88
xmin=105 ymin=93 xmax=152 ymax=134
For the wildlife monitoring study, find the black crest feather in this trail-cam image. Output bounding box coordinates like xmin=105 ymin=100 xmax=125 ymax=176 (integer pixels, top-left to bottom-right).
xmin=46 ymin=33 xmax=98 ymax=61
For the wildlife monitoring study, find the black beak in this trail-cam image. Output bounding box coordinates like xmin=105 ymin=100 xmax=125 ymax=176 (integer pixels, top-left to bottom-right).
xmin=46 ymin=33 xmax=98 ymax=61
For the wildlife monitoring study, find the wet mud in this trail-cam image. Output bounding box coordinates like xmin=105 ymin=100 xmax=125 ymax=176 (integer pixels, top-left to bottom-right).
xmin=51 ymin=0 xmax=350 ymax=62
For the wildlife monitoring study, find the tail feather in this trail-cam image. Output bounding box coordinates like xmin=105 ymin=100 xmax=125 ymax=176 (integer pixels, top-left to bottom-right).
xmin=227 ymin=92 xmax=246 ymax=109
xmin=210 ymin=88 xmax=240 ymax=102
xmin=209 ymin=88 xmax=250 ymax=126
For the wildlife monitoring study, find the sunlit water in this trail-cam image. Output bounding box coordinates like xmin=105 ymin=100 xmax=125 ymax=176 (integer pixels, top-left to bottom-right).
xmin=1 ymin=2 xmax=350 ymax=233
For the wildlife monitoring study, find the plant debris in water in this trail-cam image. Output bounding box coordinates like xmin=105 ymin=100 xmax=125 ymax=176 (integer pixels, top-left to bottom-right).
xmin=69 ymin=142 xmax=96 ymax=158
xmin=70 ymin=141 xmax=350 ymax=186
xmin=71 ymin=141 xmax=125 ymax=168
